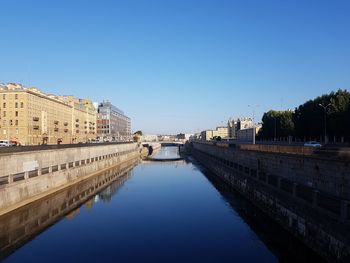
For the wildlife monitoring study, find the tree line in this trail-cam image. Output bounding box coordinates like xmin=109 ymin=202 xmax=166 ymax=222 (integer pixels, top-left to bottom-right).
xmin=258 ymin=89 xmax=350 ymax=142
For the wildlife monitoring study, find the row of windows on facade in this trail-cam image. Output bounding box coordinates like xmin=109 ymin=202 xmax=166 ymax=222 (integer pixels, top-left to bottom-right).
xmin=1 ymin=122 xmax=96 ymax=134
xmin=2 ymin=102 xmax=24 ymax=108
xmin=2 ymin=101 xmax=95 ymax=119
xmin=2 ymin=120 xmax=19 ymax=126
xmin=1 ymin=111 xmax=96 ymax=126
xmin=2 ymin=129 xmax=20 ymax=135
xmin=2 ymin=111 xmax=19 ymax=117
xmin=1 ymin=118 xmax=96 ymax=129
xmin=2 ymin=94 xmax=20 ymax=99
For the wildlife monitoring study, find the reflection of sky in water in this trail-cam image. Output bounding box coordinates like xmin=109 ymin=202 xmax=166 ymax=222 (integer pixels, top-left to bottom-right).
xmin=3 ymin=160 xmax=279 ymax=263
xmin=2 ymin=156 xmax=323 ymax=263
xmin=152 ymin=146 xmax=180 ymax=159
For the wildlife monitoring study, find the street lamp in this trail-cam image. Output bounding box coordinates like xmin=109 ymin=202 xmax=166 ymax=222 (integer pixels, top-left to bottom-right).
xmin=274 ymin=116 xmax=277 ymax=141
xmin=248 ymin=105 xmax=260 ymax=145
xmin=318 ymin=103 xmax=332 ymax=144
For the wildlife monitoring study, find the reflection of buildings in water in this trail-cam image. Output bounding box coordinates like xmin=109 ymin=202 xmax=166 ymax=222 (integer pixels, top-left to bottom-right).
xmin=141 ymin=159 xmax=189 ymax=166
xmin=84 ymin=198 xmax=94 ymax=209
xmin=0 ymin=161 xmax=137 ymax=260
xmin=153 ymin=146 xmax=180 ymax=159
xmin=98 ymin=172 xmax=131 ymax=203
xmin=65 ymin=207 xmax=80 ymax=220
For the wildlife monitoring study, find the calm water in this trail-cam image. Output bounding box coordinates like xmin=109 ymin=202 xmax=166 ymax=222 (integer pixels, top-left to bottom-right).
xmin=1 ymin=147 xmax=324 ymax=263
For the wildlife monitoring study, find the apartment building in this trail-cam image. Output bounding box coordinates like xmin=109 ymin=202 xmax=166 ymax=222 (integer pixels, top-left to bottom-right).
xmin=0 ymin=83 xmax=96 ymax=145
xmin=97 ymin=101 xmax=131 ymax=141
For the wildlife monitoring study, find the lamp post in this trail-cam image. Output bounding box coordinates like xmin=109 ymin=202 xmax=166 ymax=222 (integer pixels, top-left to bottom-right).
xmin=274 ymin=116 xmax=277 ymax=141
xmin=248 ymin=105 xmax=259 ymax=145
xmin=318 ymin=103 xmax=332 ymax=144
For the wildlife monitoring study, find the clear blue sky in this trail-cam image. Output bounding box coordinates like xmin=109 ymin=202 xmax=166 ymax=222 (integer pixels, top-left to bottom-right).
xmin=1 ymin=0 xmax=349 ymax=134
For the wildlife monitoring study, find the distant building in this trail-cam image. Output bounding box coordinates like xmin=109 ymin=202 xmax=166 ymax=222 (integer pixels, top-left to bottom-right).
xmin=201 ymin=130 xmax=213 ymax=141
xmin=189 ymin=133 xmax=201 ymax=141
xmin=97 ymin=101 xmax=131 ymax=141
xmin=236 ymin=125 xmax=262 ymax=142
xmin=227 ymin=117 xmax=254 ymax=139
xmin=238 ymin=117 xmax=254 ymax=130
xmin=228 ymin=118 xmax=239 ymax=138
xmin=142 ymin=134 xmax=158 ymax=142
xmin=158 ymin=135 xmax=177 ymax=141
xmin=201 ymin=126 xmax=229 ymax=141
xmin=176 ymin=133 xmax=194 ymax=141
xmin=214 ymin=126 xmax=229 ymax=138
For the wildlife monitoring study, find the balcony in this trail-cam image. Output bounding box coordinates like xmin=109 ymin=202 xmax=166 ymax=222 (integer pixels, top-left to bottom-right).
xmin=54 ymin=120 xmax=59 ymax=125
xmin=33 ymin=117 xmax=39 ymax=121
xmin=33 ymin=125 xmax=39 ymax=130
xmin=54 ymin=128 xmax=59 ymax=132
xmin=64 ymin=122 xmax=68 ymax=126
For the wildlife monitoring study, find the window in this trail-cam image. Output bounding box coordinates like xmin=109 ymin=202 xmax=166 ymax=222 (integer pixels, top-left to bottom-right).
xmin=15 ymin=111 xmax=18 ymax=117
xmin=15 ymin=102 xmax=18 ymax=108
xmin=2 ymin=94 xmax=5 ymax=99
xmin=21 ymin=102 xmax=24 ymax=108
xmin=15 ymin=94 xmax=18 ymax=99
xmin=15 ymin=120 xmax=18 ymax=126
xmin=2 ymin=111 xmax=5 ymax=117
xmin=3 ymin=103 xmax=6 ymax=108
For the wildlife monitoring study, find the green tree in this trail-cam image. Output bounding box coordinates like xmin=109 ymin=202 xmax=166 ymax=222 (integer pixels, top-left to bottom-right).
xmin=293 ymin=89 xmax=350 ymax=141
xmin=260 ymin=110 xmax=294 ymax=139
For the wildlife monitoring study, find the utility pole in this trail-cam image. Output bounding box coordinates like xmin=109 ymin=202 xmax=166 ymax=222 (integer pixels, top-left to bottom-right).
xmin=248 ymin=105 xmax=259 ymax=145
xmin=318 ymin=103 xmax=332 ymax=144
xmin=274 ymin=117 xmax=277 ymax=141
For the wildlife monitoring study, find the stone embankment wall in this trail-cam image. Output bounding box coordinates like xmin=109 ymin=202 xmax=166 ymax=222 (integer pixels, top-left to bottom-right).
xmin=191 ymin=141 xmax=350 ymax=263
xmin=0 ymin=143 xmax=140 ymax=215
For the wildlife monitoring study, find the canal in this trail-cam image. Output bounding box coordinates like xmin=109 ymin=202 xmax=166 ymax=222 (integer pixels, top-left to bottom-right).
xmin=0 ymin=146 xmax=324 ymax=262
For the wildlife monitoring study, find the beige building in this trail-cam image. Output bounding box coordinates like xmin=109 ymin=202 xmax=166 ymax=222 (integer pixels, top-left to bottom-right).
xmin=60 ymin=96 xmax=97 ymax=143
xmin=239 ymin=117 xmax=254 ymax=130
xmin=201 ymin=130 xmax=214 ymax=141
xmin=227 ymin=117 xmax=254 ymax=139
xmin=0 ymin=83 xmax=96 ymax=145
xmin=201 ymin=126 xmax=229 ymax=141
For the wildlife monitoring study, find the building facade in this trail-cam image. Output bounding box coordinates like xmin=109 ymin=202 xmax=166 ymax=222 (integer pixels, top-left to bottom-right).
xmin=97 ymin=101 xmax=131 ymax=141
xmin=236 ymin=125 xmax=262 ymax=142
xmin=0 ymin=83 xmax=97 ymax=145
xmin=228 ymin=118 xmax=239 ymax=138
xmin=60 ymin=96 xmax=97 ymax=143
xmin=227 ymin=117 xmax=254 ymax=139
xmin=238 ymin=117 xmax=254 ymax=130
xmin=201 ymin=127 xmax=229 ymax=141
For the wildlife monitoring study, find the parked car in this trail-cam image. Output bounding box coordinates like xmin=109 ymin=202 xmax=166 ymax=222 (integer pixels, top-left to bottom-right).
xmin=304 ymin=141 xmax=322 ymax=147
xmin=0 ymin=140 xmax=13 ymax=147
